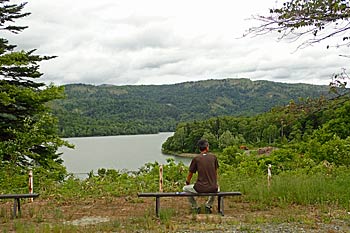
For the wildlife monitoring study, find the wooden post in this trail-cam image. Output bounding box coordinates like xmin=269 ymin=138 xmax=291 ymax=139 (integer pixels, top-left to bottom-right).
xmin=159 ymin=165 xmax=163 ymax=192
xmin=28 ymin=170 xmax=33 ymax=202
xmin=267 ymin=164 xmax=272 ymax=189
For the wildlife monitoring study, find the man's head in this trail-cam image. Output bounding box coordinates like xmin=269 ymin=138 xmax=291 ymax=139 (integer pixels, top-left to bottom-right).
xmin=198 ymin=139 xmax=209 ymax=152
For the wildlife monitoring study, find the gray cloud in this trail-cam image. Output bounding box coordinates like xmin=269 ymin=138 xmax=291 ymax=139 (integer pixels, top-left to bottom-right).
xmin=5 ymin=0 xmax=350 ymax=86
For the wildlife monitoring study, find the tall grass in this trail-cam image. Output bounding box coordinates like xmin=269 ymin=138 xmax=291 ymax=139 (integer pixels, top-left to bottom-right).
xmin=220 ymin=168 xmax=350 ymax=209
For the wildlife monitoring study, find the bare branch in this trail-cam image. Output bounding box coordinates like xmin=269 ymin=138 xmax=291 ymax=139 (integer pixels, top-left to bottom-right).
xmin=244 ymin=0 xmax=350 ymax=49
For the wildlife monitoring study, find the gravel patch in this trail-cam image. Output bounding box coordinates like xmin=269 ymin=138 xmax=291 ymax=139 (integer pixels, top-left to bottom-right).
xmin=64 ymin=216 xmax=110 ymax=226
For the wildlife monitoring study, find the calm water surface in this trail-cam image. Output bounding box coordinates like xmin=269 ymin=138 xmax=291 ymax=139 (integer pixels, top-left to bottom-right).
xmin=59 ymin=132 xmax=190 ymax=174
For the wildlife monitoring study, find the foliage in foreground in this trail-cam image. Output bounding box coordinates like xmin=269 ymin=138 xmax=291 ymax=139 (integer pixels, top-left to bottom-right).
xmin=2 ymin=156 xmax=350 ymax=211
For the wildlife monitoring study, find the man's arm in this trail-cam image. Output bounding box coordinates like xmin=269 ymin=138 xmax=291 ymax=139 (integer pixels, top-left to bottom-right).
xmin=185 ymin=172 xmax=193 ymax=185
xmin=216 ymin=168 xmax=220 ymax=191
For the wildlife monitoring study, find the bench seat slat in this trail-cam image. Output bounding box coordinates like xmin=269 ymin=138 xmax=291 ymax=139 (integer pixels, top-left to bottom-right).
xmin=138 ymin=191 xmax=241 ymax=197
xmin=0 ymin=194 xmax=40 ymax=199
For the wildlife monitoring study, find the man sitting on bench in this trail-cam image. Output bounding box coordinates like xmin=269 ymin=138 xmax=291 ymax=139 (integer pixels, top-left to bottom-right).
xmin=183 ymin=139 xmax=219 ymax=214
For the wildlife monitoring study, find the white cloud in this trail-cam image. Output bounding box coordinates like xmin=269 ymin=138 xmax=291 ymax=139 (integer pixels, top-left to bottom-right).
xmin=4 ymin=0 xmax=350 ymax=86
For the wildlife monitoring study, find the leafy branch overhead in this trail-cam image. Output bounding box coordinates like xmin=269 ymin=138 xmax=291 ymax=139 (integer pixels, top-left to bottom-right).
xmin=245 ymin=0 xmax=350 ymax=49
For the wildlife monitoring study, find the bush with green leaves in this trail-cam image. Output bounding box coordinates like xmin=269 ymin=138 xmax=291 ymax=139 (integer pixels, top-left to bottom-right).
xmin=305 ymin=136 xmax=350 ymax=166
xmin=29 ymin=159 xmax=188 ymax=199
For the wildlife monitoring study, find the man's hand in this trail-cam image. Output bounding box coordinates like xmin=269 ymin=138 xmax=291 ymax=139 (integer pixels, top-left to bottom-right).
xmin=186 ymin=172 xmax=193 ymax=185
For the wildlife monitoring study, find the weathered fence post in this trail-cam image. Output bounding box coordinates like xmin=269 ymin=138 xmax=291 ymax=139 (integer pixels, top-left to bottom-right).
xmin=159 ymin=165 xmax=163 ymax=192
xmin=28 ymin=170 xmax=33 ymax=202
xmin=267 ymin=164 xmax=272 ymax=189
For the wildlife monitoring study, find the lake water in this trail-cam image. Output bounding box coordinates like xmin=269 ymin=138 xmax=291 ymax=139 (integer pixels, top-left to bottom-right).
xmin=59 ymin=132 xmax=191 ymax=175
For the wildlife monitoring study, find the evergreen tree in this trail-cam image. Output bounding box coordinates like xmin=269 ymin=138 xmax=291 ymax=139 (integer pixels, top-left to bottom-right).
xmin=0 ymin=0 xmax=70 ymax=178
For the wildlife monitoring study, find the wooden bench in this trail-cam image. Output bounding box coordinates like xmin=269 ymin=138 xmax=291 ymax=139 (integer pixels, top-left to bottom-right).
xmin=138 ymin=191 xmax=241 ymax=217
xmin=0 ymin=193 xmax=40 ymax=218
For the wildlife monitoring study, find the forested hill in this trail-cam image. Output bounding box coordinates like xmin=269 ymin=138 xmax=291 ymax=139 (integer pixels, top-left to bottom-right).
xmin=51 ymin=78 xmax=330 ymax=137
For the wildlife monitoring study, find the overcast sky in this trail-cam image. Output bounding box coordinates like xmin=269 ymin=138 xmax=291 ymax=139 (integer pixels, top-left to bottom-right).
xmin=5 ymin=0 xmax=350 ymax=86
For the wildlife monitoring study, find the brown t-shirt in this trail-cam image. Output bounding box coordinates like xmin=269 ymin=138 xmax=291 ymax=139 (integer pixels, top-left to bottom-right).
xmin=189 ymin=152 xmax=219 ymax=193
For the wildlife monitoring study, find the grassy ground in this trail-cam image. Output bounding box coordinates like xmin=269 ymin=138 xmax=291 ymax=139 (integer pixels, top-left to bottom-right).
xmin=1 ymin=195 xmax=350 ymax=232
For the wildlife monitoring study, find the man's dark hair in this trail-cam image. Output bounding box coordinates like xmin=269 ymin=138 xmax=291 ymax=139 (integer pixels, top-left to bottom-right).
xmin=198 ymin=139 xmax=209 ymax=152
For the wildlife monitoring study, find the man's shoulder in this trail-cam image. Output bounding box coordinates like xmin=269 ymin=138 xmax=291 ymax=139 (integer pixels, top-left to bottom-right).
xmin=194 ymin=153 xmax=217 ymax=160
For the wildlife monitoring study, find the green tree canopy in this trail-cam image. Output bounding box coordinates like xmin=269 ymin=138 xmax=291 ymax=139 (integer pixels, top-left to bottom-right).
xmin=0 ymin=0 xmax=70 ymax=178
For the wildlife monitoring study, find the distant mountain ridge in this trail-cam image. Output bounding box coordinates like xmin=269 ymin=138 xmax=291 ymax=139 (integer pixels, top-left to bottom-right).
xmin=51 ymin=78 xmax=331 ymax=137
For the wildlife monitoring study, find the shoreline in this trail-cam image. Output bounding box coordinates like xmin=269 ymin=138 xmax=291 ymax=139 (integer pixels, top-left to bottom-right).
xmin=178 ymin=153 xmax=197 ymax=158
xmin=163 ymin=153 xmax=197 ymax=158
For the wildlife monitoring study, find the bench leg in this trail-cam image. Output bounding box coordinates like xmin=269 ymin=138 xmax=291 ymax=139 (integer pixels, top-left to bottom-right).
xmin=218 ymin=196 xmax=224 ymax=216
xmin=156 ymin=197 xmax=160 ymax=217
xmin=12 ymin=198 xmax=20 ymax=218
xmin=13 ymin=199 xmax=16 ymax=218
xmin=17 ymin=198 xmax=21 ymax=216
xmin=221 ymin=197 xmax=224 ymax=216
